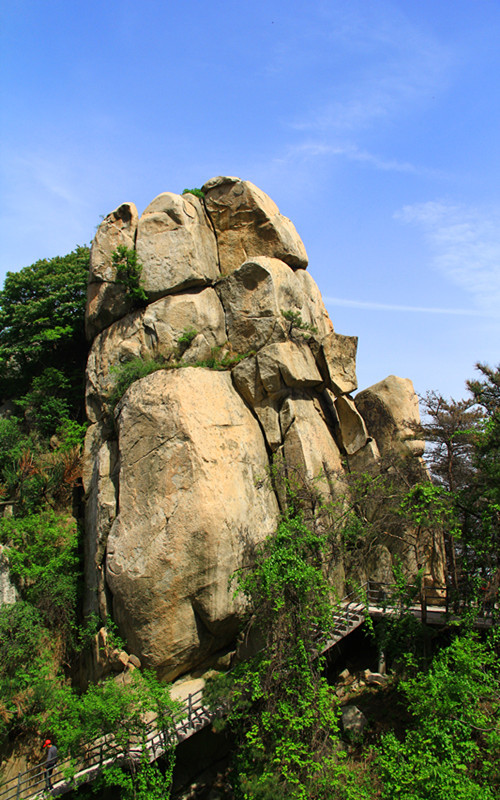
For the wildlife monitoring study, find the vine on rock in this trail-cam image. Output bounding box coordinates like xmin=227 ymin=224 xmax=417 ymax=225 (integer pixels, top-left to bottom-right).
xmin=112 ymin=246 xmax=147 ymax=306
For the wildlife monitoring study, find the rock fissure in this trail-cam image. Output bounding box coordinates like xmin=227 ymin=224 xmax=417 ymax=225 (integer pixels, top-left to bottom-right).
xmin=124 ymin=434 xmax=183 ymax=467
xmin=202 ymin=198 xmax=222 ymax=273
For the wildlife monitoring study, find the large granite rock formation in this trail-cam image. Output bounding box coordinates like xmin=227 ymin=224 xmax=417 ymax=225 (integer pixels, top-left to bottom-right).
xmin=83 ymin=178 xmax=445 ymax=680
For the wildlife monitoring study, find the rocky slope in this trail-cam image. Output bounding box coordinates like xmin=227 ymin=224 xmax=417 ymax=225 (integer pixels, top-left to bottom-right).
xmin=83 ymin=176 xmax=445 ymax=680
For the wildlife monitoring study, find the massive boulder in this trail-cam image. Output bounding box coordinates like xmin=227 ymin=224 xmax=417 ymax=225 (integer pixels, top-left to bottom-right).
xmin=202 ymin=176 xmax=308 ymax=274
xmin=217 ymin=256 xmax=328 ymax=352
xmin=83 ymin=176 xmax=443 ymax=679
xmin=354 ymin=375 xmax=424 ymax=459
xmin=105 ymin=369 xmax=279 ymax=680
xmin=135 ymin=192 xmax=219 ymax=298
xmin=86 ymin=203 xmax=139 ymax=339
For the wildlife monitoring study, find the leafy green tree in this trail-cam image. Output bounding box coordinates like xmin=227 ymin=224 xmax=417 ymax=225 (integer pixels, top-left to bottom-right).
xmin=376 ymin=634 xmax=500 ymax=799
xmin=0 ymin=245 xmax=89 ymax=420
xmin=466 ymin=363 xmax=500 ymax=590
xmin=18 ymin=367 xmax=71 ymax=436
xmin=43 ymin=670 xmax=177 ymax=800
xmin=413 ymin=373 xmax=500 ymax=600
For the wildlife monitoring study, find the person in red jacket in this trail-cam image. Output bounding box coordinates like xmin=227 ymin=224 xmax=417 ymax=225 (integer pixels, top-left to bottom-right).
xmin=42 ymin=739 xmax=58 ymax=791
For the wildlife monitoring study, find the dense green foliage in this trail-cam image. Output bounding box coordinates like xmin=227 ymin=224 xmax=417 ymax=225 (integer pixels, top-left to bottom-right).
xmin=0 ymin=508 xmax=82 ymax=750
xmin=0 ymin=510 xmax=79 ymax=630
xmin=377 ymin=634 xmax=500 ymax=799
xmin=0 ymin=414 xmax=85 ymax=514
xmin=0 ymin=246 xmax=89 ymax=425
xmin=88 ymin=751 xmax=174 ymax=800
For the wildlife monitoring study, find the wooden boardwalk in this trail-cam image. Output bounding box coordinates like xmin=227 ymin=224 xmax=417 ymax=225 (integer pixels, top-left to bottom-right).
xmin=1 ymin=582 xmax=494 ymax=800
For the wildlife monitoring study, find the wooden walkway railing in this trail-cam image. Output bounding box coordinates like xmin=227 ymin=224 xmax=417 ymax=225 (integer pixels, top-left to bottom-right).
xmin=0 ymin=687 xmax=222 ymax=800
xmin=1 ymin=580 xmax=495 ymax=800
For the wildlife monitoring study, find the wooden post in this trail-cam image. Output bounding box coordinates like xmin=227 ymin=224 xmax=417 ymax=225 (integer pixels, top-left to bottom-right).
xmin=378 ymin=650 xmax=386 ymax=675
xmin=188 ymin=694 xmax=193 ymax=729
xmin=421 ymin=587 xmax=427 ymax=624
xmin=16 ymin=773 xmax=21 ymax=800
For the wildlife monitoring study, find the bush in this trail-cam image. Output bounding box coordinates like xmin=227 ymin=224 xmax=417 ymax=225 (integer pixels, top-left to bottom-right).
xmin=281 ymin=309 xmax=318 ymax=337
xmin=111 ymin=246 xmax=147 ymax=306
xmin=18 ymin=367 xmax=71 ymax=436
xmin=182 ymin=187 xmax=205 ymax=199
xmin=108 ymin=356 xmax=167 ymax=409
xmin=0 ymin=416 xmax=27 ymax=480
xmin=55 ymin=419 xmax=88 ymax=450
xmin=376 ymin=634 xmax=500 ymax=799
xmin=176 ymin=326 xmax=198 ymax=357
xmin=0 ymin=510 xmax=79 ymax=632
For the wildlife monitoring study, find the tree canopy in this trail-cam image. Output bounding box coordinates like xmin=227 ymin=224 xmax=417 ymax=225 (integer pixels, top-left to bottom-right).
xmin=415 ymin=364 xmax=500 ymax=598
xmin=0 ymin=246 xmax=89 ymax=424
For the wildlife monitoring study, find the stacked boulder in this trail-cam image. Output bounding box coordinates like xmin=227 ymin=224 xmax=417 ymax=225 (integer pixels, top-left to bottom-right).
xmin=83 ymin=176 xmax=441 ymax=680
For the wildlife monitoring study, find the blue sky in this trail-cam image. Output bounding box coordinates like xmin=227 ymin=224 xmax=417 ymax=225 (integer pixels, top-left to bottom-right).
xmin=1 ymin=0 xmax=499 ymax=401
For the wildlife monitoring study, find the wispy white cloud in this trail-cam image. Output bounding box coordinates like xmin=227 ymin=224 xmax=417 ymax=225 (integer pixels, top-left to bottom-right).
xmin=395 ymin=201 xmax=500 ymax=318
xmin=288 ymin=8 xmax=453 ymax=136
xmin=276 ymin=141 xmax=437 ymax=176
xmin=0 ymin=147 xmax=99 ymax=276
xmin=270 ymin=9 xmax=455 ymax=181
xmin=324 ymin=297 xmax=481 ymax=316
xmin=2 ymin=151 xmax=86 ymax=207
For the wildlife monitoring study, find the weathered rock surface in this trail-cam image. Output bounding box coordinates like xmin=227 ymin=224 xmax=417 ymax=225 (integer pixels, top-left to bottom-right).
xmin=85 ymin=288 xmax=226 ymax=423
xmin=341 ymin=705 xmax=368 ymax=737
xmin=312 ymin=332 xmax=358 ymax=396
xmin=217 ymin=256 xmax=314 ymax=353
xmin=82 ymin=176 xmax=442 ymax=681
xmin=258 ymin=341 xmax=323 ymax=391
xmin=335 ymin=395 xmax=369 ymax=456
xmin=136 ymin=192 xmax=219 ymax=298
xmin=105 ymin=368 xmax=279 ymax=679
xmin=280 ymin=396 xmax=343 ymax=486
xmin=86 ymin=203 xmax=139 ymax=339
xmin=83 ymin=436 xmax=118 ymax=619
xmin=202 ymin=176 xmax=308 ymax=274
xmin=354 ymin=375 xmax=424 ymax=458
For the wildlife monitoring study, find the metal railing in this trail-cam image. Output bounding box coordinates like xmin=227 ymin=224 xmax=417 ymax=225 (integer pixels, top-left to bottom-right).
xmin=1 ymin=579 xmax=495 ymax=800
xmin=0 ymin=688 xmax=226 ymax=800
xmin=364 ymin=580 xmax=498 ymax=625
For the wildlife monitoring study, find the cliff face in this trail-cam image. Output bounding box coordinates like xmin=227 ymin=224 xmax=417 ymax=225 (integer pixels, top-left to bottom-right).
xmin=83 ymin=177 xmax=444 ymax=680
